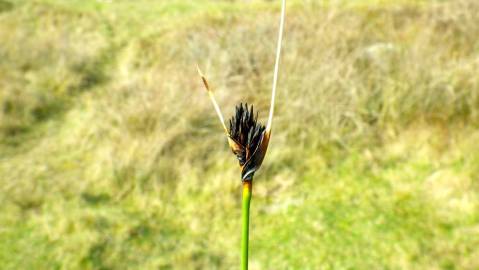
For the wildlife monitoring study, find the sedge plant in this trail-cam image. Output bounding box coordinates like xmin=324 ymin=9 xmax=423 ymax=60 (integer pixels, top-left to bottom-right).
xmin=197 ymin=1 xmax=286 ymax=269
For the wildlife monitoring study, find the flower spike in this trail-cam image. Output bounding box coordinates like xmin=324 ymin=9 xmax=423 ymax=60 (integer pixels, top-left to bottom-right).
xmin=227 ymin=103 xmax=266 ymax=181
xmin=197 ymin=1 xmax=286 ymax=269
xmin=197 ymin=0 xmax=285 ymax=182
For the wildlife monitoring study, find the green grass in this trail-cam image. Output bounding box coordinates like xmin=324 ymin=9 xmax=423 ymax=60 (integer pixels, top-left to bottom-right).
xmin=1 ymin=0 xmax=479 ymax=269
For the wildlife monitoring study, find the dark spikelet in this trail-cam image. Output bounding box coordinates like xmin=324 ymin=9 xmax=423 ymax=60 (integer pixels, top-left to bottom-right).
xmin=228 ymin=103 xmax=266 ymax=167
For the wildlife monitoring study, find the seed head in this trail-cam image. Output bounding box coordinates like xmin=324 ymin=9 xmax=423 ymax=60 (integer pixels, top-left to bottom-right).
xmin=228 ymin=103 xmax=270 ymax=181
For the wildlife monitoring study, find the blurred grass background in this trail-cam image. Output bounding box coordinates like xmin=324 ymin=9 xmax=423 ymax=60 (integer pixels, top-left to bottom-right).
xmin=1 ymin=0 xmax=479 ymax=269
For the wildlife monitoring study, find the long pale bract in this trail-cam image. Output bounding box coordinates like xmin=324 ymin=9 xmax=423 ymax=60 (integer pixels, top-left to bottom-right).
xmin=197 ymin=65 xmax=228 ymax=133
xmin=266 ymin=0 xmax=286 ymax=134
xmin=241 ymin=0 xmax=286 ymax=180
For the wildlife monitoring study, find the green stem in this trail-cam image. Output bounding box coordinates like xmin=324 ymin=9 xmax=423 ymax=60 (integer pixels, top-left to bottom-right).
xmin=241 ymin=180 xmax=252 ymax=270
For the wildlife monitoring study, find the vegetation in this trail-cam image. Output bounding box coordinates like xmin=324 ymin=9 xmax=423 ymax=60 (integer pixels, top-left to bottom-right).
xmin=1 ymin=0 xmax=478 ymax=269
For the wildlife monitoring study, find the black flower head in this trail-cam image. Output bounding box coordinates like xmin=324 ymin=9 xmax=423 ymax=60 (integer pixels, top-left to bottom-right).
xmin=196 ymin=66 xmax=274 ymax=182
xmin=227 ymin=103 xmax=270 ymax=181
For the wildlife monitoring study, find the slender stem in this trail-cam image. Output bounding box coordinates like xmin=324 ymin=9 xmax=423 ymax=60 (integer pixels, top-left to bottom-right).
xmin=241 ymin=180 xmax=253 ymax=270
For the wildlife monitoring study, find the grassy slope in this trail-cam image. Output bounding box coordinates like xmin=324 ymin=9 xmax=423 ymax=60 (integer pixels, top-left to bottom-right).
xmin=1 ymin=0 xmax=479 ymax=269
